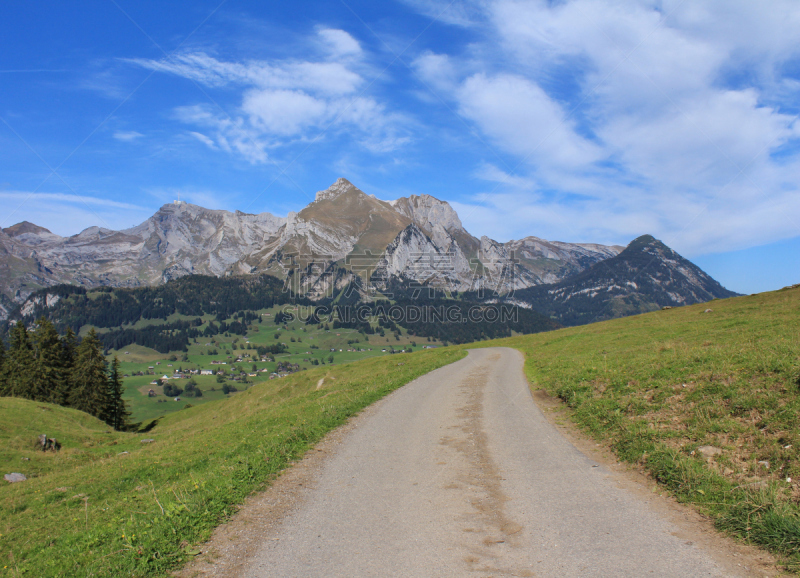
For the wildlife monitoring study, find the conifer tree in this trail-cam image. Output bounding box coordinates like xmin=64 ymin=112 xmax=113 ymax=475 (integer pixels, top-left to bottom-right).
xmin=106 ymin=356 xmax=131 ymax=431
xmin=0 ymin=322 xmax=36 ymax=398
xmin=0 ymin=339 xmax=5 ymax=393
xmin=69 ymin=329 xmax=109 ymax=418
xmin=60 ymin=328 xmax=78 ymax=405
xmin=31 ymin=317 xmax=65 ymax=403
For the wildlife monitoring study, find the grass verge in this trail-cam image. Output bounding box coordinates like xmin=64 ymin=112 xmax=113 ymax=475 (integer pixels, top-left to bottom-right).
xmin=0 ymin=347 xmax=465 ymax=576
xmin=474 ymin=286 xmax=800 ymax=571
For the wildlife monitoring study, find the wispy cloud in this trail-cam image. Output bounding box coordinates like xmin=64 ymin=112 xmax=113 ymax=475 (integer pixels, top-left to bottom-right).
xmin=188 ymin=131 xmax=217 ymax=149
xmin=405 ymin=0 xmax=800 ymax=255
xmin=0 ymin=191 xmax=145 ymax=211
xmin=0 ymin=191 xmax=151 ymax=235
xmin=113 ymin=130 xmax=144 ymax=141
xmin=397 ymin=0 xmax=486 ymax=27
xmin=126 ymin=28 xmax=410 ymax=163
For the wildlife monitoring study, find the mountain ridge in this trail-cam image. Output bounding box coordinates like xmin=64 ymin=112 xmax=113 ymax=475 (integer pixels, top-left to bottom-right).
xmin=0 ymin=178 xmax=732 ymax=325
xmin=502 ymin=234 xmax=739 ymax=326
xmin=0 ymin=178 xmax=623 ymax=310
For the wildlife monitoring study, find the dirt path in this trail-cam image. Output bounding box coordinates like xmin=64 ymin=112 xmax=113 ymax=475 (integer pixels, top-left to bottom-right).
xmin=181 ymin=348 xmax=778 ymax=577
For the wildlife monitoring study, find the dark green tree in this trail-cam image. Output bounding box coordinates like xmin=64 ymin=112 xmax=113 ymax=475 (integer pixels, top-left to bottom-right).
xmin=0 ymin=322 xmax=36 ymax=398
xmin=31 ymin=317 xmax=66 ymax=404
xmin=0 ymin=338 xmax=5 ymax=393
xmin=69 ymin=329 xmax=109 ymax=419
xmin=106 ymin=356 xmax=131 ymax=431
xmin=60 ymin=328 xmax=78 ymax=405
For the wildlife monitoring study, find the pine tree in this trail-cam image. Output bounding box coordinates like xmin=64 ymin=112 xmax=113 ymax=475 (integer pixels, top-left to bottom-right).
xmin=0 ymin=339 xmax=5 ymax=393
xmin=31 ymin=317 xmax=66 ymax=403
xmin=0 ymin=322 xmax=36 ymax=398
xmin=60 ymin=328 xmax=78 ymax=405
xmin=69 ymin=329 xmax=109 ymax=419
xmin=106 ymin=356 xmax=131 ymax=431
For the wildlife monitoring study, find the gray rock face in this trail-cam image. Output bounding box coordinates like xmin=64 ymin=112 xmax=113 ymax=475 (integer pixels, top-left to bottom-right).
xmin=4 ymin=472 xmax=27 ymax=483
xmin=373 ymin=224 xmax=474 ymax=291
xmin=0 ymin=178 xmax=625 ymax=311
xmin=390 ymin=194 xmax=464 ymax=235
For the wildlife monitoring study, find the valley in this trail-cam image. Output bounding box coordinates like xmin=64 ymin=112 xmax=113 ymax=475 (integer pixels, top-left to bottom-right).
xmin=112 ymin=303 xmax=441 ymax=423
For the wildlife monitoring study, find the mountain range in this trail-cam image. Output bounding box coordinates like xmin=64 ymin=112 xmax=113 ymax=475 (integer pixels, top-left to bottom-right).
xmin=0 ymin=178 xmax=737 ymax=324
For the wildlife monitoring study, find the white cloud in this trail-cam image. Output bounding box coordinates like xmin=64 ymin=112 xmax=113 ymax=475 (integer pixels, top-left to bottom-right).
xmin=176 ymin=105 xmax=269 ymax=164
xmin=128 ymin=53 xmax=363 ymax=96
xmin=317 ymin=28 xmax=362 ymax=59
xmin=0 ymin=191 xmax=144 ymax=212
xmin=397 ymin=0 xmax=486 ymax=27
xmin=242 ymin=89 xmax=328 ymax=136
xmin=458 ymin=72 xmax=603 ymax=168
xmin=412 ymin=51 xmax=459 ymax=92
xmin=188 ymin=131 xmax=217 ymax=149
xmin=113 ymin=130 xmax=144 ymax=141
xmin=404 ymin=0 xmax=800 ymax=255
xmin=474 ymin=163 xmax=538 ymax=192
xmin=600 ymin=89 xmax=797 ymax=189
xmin=128 ymin=27 xmax=408 ymax=163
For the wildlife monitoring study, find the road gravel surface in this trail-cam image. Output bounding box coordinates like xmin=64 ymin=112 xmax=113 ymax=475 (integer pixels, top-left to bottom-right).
xmin=185 ymin=348 xmax=775 ymax=577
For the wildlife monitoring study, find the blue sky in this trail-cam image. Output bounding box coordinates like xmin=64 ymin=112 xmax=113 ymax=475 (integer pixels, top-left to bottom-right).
xmin=1 ymin=0 xmax=798 ymax=294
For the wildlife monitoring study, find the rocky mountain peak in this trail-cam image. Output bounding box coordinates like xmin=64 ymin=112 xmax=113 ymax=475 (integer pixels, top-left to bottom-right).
xmin=390 ymin=194 xmax=464 ymax=234
xmin=509 ymin=234 xmax=739 ymax=326
xmin=314 ymin=177 xmax=358 ymax=202
xmin=3 ymin=221 xmax=55 ymax=238
xmin=2 ymin=221 xmax=63 ymax=247
xmin=625 ymin=234 xmax=658 ymax=250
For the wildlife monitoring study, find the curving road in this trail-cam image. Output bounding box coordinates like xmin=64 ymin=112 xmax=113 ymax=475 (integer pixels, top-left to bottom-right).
xmin=206 ymin=348 xmax=767 ymax=577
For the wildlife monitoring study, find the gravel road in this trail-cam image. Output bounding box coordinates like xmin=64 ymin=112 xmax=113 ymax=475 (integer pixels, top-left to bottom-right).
xmin=190 ymin=347 xmax=773 ymax=577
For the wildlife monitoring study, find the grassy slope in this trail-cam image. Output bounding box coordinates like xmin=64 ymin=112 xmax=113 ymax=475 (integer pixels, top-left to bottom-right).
xmin=473 ymin=286 xmax=800 ymax=569
xmin=0 ymin=347 xmax=465 ymax=577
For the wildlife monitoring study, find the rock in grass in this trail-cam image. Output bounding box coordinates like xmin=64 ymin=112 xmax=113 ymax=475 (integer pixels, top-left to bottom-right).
xmin=4 ymin=473 xmax=27 ymax=483
xmin=697 ymin=445 xmax=722 ymax=458
xmin=37 ymin=434 xmax=61 ymax=451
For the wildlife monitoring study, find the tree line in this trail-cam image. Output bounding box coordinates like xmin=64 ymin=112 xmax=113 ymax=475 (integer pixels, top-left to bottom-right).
xmin=0 ymin=318 xmax=131 ymax=431
xmin=6 ymin=274 xmax=307 ymax=335
xmin=308 ymin=299 xmax=560 ymax=345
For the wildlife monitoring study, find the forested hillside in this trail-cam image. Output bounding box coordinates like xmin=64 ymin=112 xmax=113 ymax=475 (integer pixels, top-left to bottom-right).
xmin=4 ymin=274 xmax=560 ymax=351
xmin=4 ymin=275 xmax=309 ymax=353
xmin=0 ymin=320 xmax=131 ymax=430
